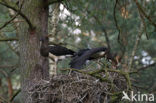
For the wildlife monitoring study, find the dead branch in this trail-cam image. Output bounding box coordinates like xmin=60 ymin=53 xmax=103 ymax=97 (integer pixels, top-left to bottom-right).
xmin=0 ymin=70 xmax=8 ymax=77
xmin=0 ymin=34 xmax=19 ymax=56
xmin=128 ymin=21 xmax=143 ymax=71
xmin=139 ymin=7 xmax=149 ymax=39
xmin=113 ymin=0 xmax=126 ymax=55
xmin=86 ymin=10 xmax=111 ymax=51
xmin=133 ymin=0 xmax=156 ymax=28
xmin=0 ymin=95 xmax=8 ymax=103
xmin=113 ymin=0 xmax=121 ymax=43
xmin=0 ymin=1 xmax=34 ymax=30
xmin=0 ymin=64 xmax=19 ymax=73
xmin=130 ymin=62 xmax=156 ymax=74
xmin=0 ymin=37 xmax=18 ymax=41
xmin=7 ymin=77 xmax=13 ymax=100
xmin=0 ymin=12 xmax=19 ymax=30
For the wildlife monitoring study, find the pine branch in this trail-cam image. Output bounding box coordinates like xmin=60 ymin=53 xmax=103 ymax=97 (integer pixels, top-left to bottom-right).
xmin=0 ymin=37 xmax=18 ymax=41
xmin=133 ymin=0 xmax=156 ymax=28
xmin=128 ymin=23 xmax=143 ymax=70
xmin=130 ymin=62 xmax=156 ymax=74
xmin=0 ymin=12 xmax=19 ymax=30
xmin=0 ymin=1 xmax=34 ymax=30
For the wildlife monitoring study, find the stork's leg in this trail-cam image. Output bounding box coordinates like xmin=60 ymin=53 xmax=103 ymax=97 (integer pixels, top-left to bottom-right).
xmin=68 ymin=68 xmax=72 ymax=75
xmin=49 ymin=53 xmax=58 ymax=76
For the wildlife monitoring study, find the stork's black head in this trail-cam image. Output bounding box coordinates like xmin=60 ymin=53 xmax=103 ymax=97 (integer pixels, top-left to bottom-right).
xmin=40 ymin=36 xmax=49 ymax=42
xmin=40 ymin=36 xmax=49 ymax=57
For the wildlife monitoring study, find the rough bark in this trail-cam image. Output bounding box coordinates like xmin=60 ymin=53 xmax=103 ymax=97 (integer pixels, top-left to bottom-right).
xmin=49 ymin=3 xmax=60 ymax=75
xmin=18 ymin=0 xmax=49 ymax=102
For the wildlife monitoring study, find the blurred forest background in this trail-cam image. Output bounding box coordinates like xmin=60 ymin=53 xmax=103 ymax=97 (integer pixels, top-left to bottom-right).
xmin=0 ymin=0 xmax=156 ymax=103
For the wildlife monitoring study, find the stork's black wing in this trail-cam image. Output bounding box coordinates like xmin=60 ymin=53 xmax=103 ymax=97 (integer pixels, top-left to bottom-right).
xmin=72 ymin=48 xmax=90 ymax=58
xmin=69 ymin=47 xmax=107 ymax=69
xmin=49 ymin=45 xmax=75 ymax=56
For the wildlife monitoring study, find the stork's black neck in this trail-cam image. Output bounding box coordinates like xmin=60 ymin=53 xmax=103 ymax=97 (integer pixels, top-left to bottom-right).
xmin=40 ymin=36 xmax=49 ymax=57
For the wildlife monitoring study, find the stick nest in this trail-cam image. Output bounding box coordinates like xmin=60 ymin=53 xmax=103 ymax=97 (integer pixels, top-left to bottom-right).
xmin=28 ymin=72 xmax=127 ymax=103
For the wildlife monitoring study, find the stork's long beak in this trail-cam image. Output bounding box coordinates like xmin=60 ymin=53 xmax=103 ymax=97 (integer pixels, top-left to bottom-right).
xmin=39 ymin=38 xmax=42 ymax=46
xmin=91 ymin=51 xmax=106 ymax=59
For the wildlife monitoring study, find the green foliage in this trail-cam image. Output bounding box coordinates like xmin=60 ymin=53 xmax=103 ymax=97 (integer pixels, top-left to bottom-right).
xmin=0 ymin=0 xmax=156 ymax=102
xmin=55 ymin=0 xmax=156 ymax=100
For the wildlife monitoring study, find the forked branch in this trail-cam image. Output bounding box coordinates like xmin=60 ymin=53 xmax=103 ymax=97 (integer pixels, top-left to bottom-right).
xmin=0 ymin=1 xmax=34 ymax=30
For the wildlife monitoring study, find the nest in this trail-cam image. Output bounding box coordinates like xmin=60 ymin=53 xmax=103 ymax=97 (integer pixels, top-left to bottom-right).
xmin=28 ymin=71 xmax=127 ymax=103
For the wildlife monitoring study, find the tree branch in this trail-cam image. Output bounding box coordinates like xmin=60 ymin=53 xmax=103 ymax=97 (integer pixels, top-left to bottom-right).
xmin=10 ymin=89 xmax=21 ymax=102
xmin=130 ymin=62 xmax=156 ymax=74
xmin=0 ymin=37 xmax=18 ymax=41
xmin=133 ymin=0 xmax=156 ymax=28
xmin=113 ymin=0 xmax=126 ymax=62
xmin=113 ymin=0 xmax=121 ymax=43
xmin=0 ymin=12 xmax=19 ymax=30
xmin=86 ymin=10 xmax=111 ymax=51
xmin=7 ymin=77 xmax=13 ymax=100
xmin=0 ymin=64 xmax=19 ymax=73
xmin=139 ymin=8 xmax=149 ymax=39
xmin=0 ymin=1 xmax=34 ymax=30
xmin=0 ymin=69 xmax=8 ymax=77
xmin=0 ymin=34 xmax=19 ymax=56
xmin=0 ymin=95 xmax=8 ymax=103
xmin=128 ymin=22 xmax=143 ymax=70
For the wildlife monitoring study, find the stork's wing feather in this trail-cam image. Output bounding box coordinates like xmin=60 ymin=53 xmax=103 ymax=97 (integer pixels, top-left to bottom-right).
xmin=49 ymin=45 xmax=75 ymax=56
xmin=70 ymin=47 xmax=107 ymax=69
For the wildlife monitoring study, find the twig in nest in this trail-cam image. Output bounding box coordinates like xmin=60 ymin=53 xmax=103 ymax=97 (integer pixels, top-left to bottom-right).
xmin=61 ymin=68 xmax=132 ymax=90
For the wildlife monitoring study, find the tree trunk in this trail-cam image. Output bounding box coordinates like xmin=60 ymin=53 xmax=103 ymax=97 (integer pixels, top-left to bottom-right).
xmin=18 ymin=0 xmax=49 ymax=102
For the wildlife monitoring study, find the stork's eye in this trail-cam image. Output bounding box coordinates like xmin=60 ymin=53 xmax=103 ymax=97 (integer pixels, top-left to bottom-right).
xmin=39 ymin=38 xmax=43 ymax=41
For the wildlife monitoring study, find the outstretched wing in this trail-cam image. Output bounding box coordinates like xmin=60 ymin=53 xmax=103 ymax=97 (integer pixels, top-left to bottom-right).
xmin=74 ymin=48 xmax=90 ymax=56
xmin=70 ymin=47 xmax=107 ymax=69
